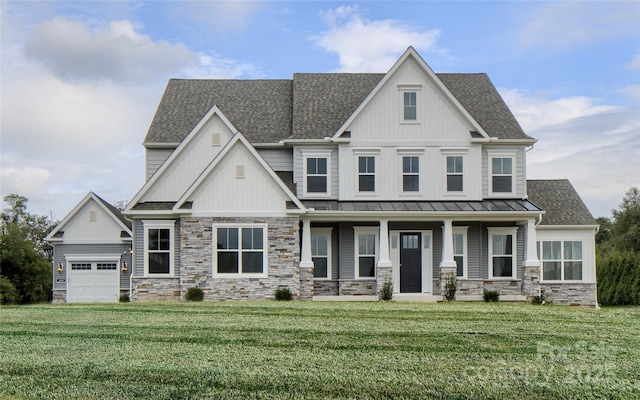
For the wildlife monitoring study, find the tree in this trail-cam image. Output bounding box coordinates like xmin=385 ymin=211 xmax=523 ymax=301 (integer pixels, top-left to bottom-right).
xmin=0 ymin=194 xmax=57 ymax=304
xmin=611 ymin=187 xmax=640 ymax=253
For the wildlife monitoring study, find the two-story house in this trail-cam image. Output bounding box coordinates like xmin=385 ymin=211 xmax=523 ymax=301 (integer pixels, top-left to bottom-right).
xmin=48 ymin=47 xmax=598 ymax=306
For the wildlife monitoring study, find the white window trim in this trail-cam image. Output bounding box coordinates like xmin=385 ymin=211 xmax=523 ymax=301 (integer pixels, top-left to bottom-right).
xmin=488 ymin=227 xmax=518 ymax=280
xmin=212 ymin=223 xmax=268 ymax=279
xmin=143 ymin=220 xmax=176 ymax=277
xmin=398 ymin=84 xmax=422 ymax=124
xmin=453 ymin=226 xmax=469 ymax=279
xmin=488 ymin=150 xmax=516 ymax=197
xmin=302 ymin=150 xmax=332 ymax=197
xmin=441 ymin=149 xmax=467 ymax=195
xmin=354 ymin=227 xmax=379 ymax=280
xmin=538 ymin=240 xmax=584 ymax=282
xmin=311 ymin=227 xmax=333 ymax=280
xmin=400 ymin=155 xmax=420 ymax=193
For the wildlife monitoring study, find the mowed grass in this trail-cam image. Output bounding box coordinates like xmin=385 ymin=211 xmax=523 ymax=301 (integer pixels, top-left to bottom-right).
xmin=0 ymin=302 xmax=639 ymax=399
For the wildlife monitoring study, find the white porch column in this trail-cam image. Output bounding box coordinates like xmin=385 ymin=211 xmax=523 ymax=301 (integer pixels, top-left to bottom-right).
xmin=440 ymin=219 xmax=456 ymax=268
xmin=524 ymin=218 xmax=540 ymax=267
xmin=300 ymin=219 xmax=313 ymax=266
xmin=378 ymin=219 xmax=392 ymax=268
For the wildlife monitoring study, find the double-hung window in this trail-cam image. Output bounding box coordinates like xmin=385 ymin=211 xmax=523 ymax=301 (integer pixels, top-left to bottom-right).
xmin=143 ymin=220 xmax=175 ymax=275
xmin=488 ymin=227 xmax=517 ymax=279
xmin=358 ymin=156 xmax=375 ymax=192
xmin=491 ymin=157 xmax=513 ymax=193
xmin=446 ymin=156 xmax=463 ymax=192
xmin=403 ymin=92 xmax=417 ymax=121
xmin=215 ymin=224 xmax=267 ymax=277
xmin=539 ymin=240 xmax=583 ymax=281
xmin=402 ymin=156 xmax=419 ymax=192
xmin=355 ymin=227 xmax=378 ymax=279
xmin=453 ymin=227 xmax=468 ymax=278
xmin=311 ymin=228 xmax=332 ymax=279
xmin=303 ymin=150 xmax=331 ymax=195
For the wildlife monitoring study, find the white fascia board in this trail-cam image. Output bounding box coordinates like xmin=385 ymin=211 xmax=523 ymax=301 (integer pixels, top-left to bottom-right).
xmin=331 ymin=46 xmax=490 ymax=141
xmin=173 ymin=132 xmax=305 ymax=213
xmin=123 ymin=211 xmax=176 ymax=218
xmin=143 ymin=142 xmax=180 ymax=149
xmin=186 ymin=211 xmax=303 ymax=218
xmin=282 ymin=138 xmax=334 ymax=145
xmin=125 ymin=105 xmax=239 ymax=214
xmin=536 ymin=225 xmax=599 ymax=231
xmin=487 ymin=139 xmax=538 ymax=145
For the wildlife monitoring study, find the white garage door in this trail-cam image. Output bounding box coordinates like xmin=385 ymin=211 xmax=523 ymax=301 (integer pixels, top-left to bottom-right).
xmin=68 ymin=262 xmax=119 ymax=303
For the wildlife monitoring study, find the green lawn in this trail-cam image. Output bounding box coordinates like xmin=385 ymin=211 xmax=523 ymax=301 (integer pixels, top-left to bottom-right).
xmin=0 ymin=302 xmax=638 ymax=399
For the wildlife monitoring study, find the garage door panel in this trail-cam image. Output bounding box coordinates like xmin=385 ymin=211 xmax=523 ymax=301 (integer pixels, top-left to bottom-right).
xmin=68 ymin=262 xmax=118 ymax=303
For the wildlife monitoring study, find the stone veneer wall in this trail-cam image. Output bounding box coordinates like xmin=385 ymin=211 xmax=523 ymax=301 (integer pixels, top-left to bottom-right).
xmin=540 ymin=283 xmax=597 ymax=307
xmin=339 ymin=280 xmax=376 ymax=296
xmin=179 ymin=217 xmax=304 ymax=300
xmin=314 ymin=281 xmax=339 ymax=296
xmin=52 ymin=290 xmax=66 ymax=303
xmin=131 ymin=277 xmax=181 ymax=301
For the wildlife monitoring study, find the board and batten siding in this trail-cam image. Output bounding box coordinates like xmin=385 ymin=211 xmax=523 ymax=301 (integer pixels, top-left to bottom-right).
xmin=257 ymin=148 xmax=293 ymax=172
xmin=60 ymin=199 xmax=126 ymax=243
xmin=293 ymin=146 xmax=339 ymax=199
xmin=52 ymin=243 xmax=132 ymax=290
xmin=133 ymin=219 xmax=181 ymax=278
xmin=146 ymin=148 xmax=175 ymax=180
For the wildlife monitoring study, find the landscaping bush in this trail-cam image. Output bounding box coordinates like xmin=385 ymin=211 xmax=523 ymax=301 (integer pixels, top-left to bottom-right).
xmin=118 ymin=293 xmax=130 ymax=303
xmin=531 ymin=291 xmax=551 ymax=305
xmin=0 ymin=276 xmax=20 ymax=305
xmin=379 ymin=278 xmax=393 ymax=301
xmin=275 ymin=287 xmax=293 ymax=301
xmin=185 ymin=287 xmax=204 ymax=302
xmin=483 ymin=290 xmax=500 ymax=302
xmin=443 ymin=272 xmax=457 ymax=301
xmin=597 ymin=250 xmax=640 ymax=306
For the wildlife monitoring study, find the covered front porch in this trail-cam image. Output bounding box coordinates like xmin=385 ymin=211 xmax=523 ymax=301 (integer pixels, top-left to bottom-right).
xmin=299 ymin=199 xmax=543 ymax=301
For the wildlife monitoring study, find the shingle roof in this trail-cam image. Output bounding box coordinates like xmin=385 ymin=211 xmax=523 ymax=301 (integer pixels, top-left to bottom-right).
xmin=145 ymin=79 xmax=292 ymax=145
xmin=143 ymin=72 xmax=533 ymax=145
xmin=527 ymin=180 xmax=596 ymax=226
xmin=437 ymin=73 xmax=534 ymax=141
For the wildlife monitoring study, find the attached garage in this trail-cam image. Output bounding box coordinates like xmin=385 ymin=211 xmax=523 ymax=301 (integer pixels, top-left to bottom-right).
xmin=67 ymin=261 xmax=119 ymax=303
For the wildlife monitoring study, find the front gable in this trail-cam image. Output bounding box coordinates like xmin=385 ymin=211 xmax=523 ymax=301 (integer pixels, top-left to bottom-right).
xmin=175 ymin=134 xmax=304 ymax=216
xmin=334 ymin=47 xmax=489 ymax=144
xmin=46 ymin=192 xmax=131 ymax=244
xmin=128 ymin=106 xmax=237 ymax=207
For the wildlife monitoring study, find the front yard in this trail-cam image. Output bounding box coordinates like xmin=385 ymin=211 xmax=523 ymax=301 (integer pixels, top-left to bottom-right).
xmin=0 ymin=301 xmax=638 ymax=399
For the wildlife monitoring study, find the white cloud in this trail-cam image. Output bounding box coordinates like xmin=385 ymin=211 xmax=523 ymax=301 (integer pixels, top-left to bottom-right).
xmin=620 ymin=84 xmax=640 ymax=104
xmin=167 ymin=1 xmax=263 ymax=33
xmin=501 ymin=89 xmax=640 ymax=217
xmin=24 ymin=17 xmax=197 ymax=83
xmin=313 ymin=6 xmax=442 ymax=72
xmin=627 ymin=54 xmax=640 ymax=70
xmin=516 ymin=2 xmax=639 ymax=51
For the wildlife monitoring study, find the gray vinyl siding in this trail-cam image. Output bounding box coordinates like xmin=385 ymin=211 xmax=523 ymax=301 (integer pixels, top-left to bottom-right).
xmin=52 ymin=243 xmax=132 ymax=290
xmin=482 ymin=146 xmax=525 ymax=198
xmin=463 ymin=222 xmax=482 ymax=279
xmin=133 ymin=218 xmax=181 ymax=277
xmin=312 ymin=223 xmax=340 ymax=280
xmin=338 ymin=222 xmax=355 ymax=280
xmin=257 ymin=148 xmax=293 ymax=171
xmin=293 ymin=146 xmax=339 ymax=199
xmin=146 ymin=148 xmax=175 ymax=180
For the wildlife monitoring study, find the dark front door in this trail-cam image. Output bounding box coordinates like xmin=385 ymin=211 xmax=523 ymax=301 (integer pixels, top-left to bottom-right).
xmin=400 ymin=233 xmax=421 ymax=293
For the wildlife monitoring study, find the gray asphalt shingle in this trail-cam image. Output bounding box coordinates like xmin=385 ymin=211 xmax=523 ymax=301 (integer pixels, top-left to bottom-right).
xmin=527 ymin=180 xmax=596 ymax=225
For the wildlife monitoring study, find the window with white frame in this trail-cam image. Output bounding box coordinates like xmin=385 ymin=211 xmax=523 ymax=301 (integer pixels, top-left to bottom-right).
xmin=303 ymin=151 xmax=330 ymax=195
xmin=311 ymin=228 xmax=332 ymax=279
xmin=355 ymin=227 xmax=378 ymax=279
xmin=446 ymin=156 xmax=463 ymax=192
xmin=538 ymin=240 xmax=583 ymax=281
xmin=453 ymin=227 xmax=468 ymax=278
xmin=402 ymin=156 xmax=419 ymax=192
xmin=214 ymin=224 xmax=267 ymax=276
xmin=488 ymin=227 xmax=517 ymax=279
xmin=491 ymin=157 xmax=514 ymax=193
xmin=403 ymin=91 xmax=417 ymax=121
xmin=358 ymin=156 xmax=376 ymax=192
xmin=143 ymin=220 xmax=175 ymax=275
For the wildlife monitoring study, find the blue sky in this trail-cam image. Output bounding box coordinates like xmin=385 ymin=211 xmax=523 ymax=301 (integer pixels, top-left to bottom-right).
xmin=1 ymin=1 xmax=639 ymax=220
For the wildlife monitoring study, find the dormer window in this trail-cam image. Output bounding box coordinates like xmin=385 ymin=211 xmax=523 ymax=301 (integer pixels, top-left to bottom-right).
xmin=302 ymin=150 xmax=332 ymax=197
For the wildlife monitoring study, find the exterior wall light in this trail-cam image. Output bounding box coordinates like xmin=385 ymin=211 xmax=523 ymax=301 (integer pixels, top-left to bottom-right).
xmin=57 ymin=263 xmax=64 ymax=273
xmin=121 ymin=262 xmax=128 ymax=272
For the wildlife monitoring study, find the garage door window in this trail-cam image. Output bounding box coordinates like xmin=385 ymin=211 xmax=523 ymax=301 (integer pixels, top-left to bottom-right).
xmin=97 ymin=263 xmax=117 ymax=270
xmin=71 ymin=263 xmax=91 ymax=270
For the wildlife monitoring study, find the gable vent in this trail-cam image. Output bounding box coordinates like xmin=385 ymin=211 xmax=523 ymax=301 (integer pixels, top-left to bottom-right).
xmin=235 ymin=164 xmax=245 ymax=179
xmin=89 ymin=210 xmax=97 ymax=222
xmin=211 ymin=132 xmax=221 ymax=146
